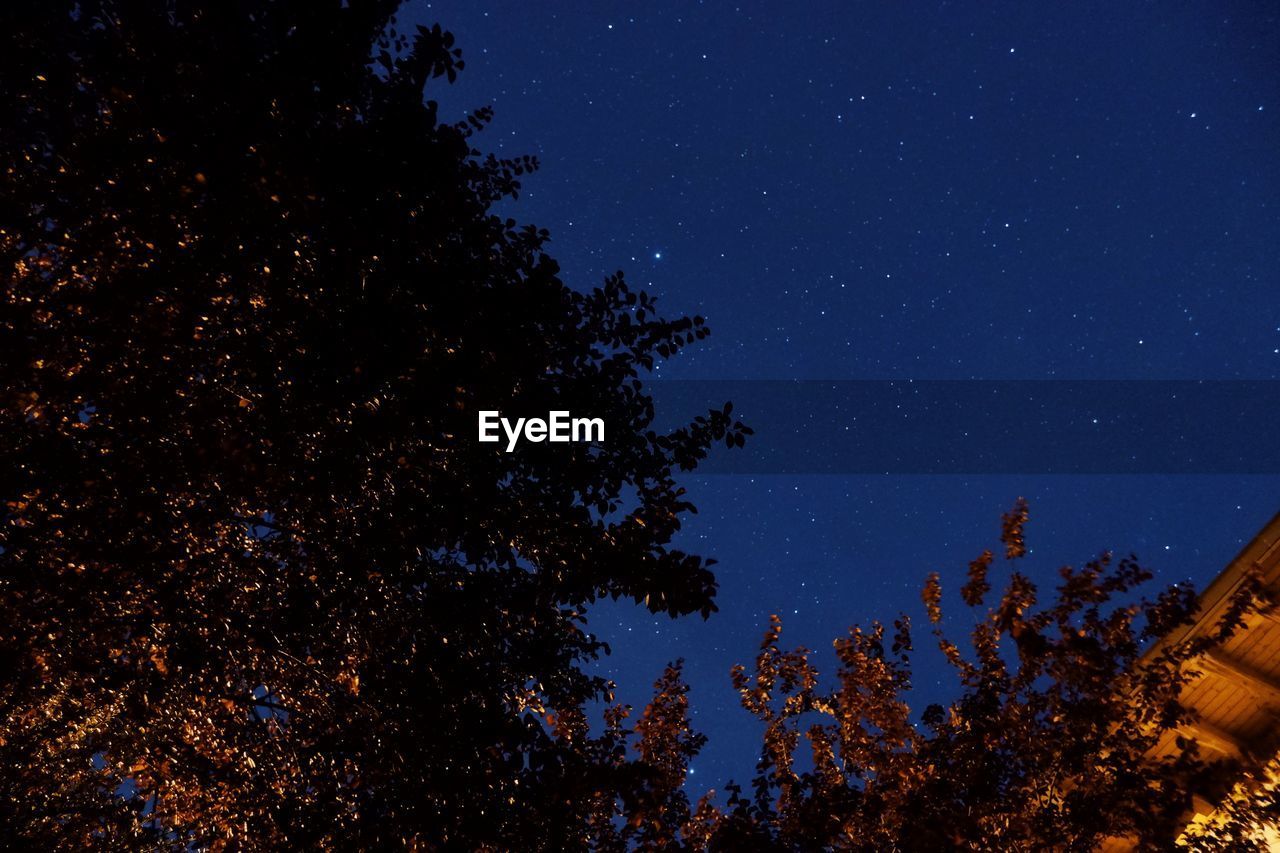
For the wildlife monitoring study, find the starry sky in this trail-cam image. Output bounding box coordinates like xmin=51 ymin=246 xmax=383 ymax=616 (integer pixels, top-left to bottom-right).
xmin=410 ymin=1 xmax=1279 ymax=787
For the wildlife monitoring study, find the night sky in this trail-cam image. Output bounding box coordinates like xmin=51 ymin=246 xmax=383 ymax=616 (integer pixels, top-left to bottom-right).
xmin=411 ymin=1 xmax=1279 ymax=787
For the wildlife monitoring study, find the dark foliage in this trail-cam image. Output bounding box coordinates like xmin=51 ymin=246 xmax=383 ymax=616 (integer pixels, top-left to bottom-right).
xmin=0 ymin=2 xmax=748 ymax=846
xmin=6 ymin=4 xmax=1276 ymax=851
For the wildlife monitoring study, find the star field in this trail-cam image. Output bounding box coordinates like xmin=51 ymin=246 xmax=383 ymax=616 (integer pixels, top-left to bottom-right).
xmin=411 ymin=0 xmax=1279 ymax=786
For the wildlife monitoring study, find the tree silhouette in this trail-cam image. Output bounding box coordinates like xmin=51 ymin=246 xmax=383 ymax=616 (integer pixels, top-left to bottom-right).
xmin=6 ymin=4 xmax=1276 ymax=851
xmin=647 ymin=501 xmax=1280 ymax=851
xmin=0 ymin=2 xmax=748 ymax=846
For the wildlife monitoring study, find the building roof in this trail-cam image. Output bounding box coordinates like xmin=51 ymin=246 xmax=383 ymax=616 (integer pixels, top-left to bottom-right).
xmin=1150 ymin=511 xmax=1280 ymax=771
xmin=1104 ymin=511 xmax=1280 ymax=850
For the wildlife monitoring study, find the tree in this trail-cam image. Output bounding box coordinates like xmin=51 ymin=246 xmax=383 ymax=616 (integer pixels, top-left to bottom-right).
xmin=658 ymin=501 xmax=1280 ymax=851
xmin=0 ymin=2 xmax=749 ymax=846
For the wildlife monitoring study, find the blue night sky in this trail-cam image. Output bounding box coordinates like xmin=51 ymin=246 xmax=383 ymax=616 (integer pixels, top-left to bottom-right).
xmin=409 ymin=1 xmax=1279 ymax=787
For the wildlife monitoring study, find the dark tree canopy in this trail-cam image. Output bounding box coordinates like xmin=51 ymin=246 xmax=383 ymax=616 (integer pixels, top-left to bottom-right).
xmin=5 ymin=3 xmax=1279 ymax=852
xmin=0 ymin=1 xmax=748 ymax=846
